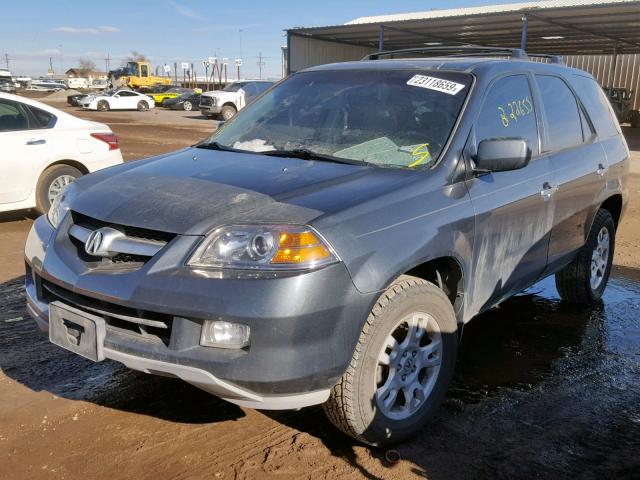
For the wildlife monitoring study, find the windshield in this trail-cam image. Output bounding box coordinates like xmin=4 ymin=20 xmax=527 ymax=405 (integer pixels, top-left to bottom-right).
xmin=223 ymin=82 xmax=247 ymax=92
xmin=210 ymin=70 xmax=471 ymax=169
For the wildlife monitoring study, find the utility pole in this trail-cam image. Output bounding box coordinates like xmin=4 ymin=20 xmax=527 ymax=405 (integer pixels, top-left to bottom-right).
xmin=104 ymin=53 xmax=111 ymax=73
xmin=238 ymin=29 xmax=243 ymax=79
xmin=257 ymin=52 xmax=265 ymax=80
xmin=4 ymin=53 xmax=9 ymax=71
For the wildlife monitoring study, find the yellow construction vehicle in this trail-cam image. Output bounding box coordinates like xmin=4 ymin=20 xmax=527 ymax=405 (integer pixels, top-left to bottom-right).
xmin=109 ymin=61 xmax=172 ymax=90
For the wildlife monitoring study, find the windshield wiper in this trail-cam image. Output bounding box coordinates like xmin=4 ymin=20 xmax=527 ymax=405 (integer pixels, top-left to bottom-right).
xmin=260 ymin=148 xmax=367 ymax=166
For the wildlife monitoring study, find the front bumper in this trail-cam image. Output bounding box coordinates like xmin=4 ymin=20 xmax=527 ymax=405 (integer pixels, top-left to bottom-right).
xmin=200 ymin=104 xmax=222 ymax=115
xmin=25 ymin=215 xmax=375 ymax=409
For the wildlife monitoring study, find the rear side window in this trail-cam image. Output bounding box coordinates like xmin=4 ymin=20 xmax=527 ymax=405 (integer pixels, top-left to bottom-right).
xmin=536 ymin=75 xmax=583 ymax=151
xmin=25 ymin=105 xmax=55 ymax=129
xmin=0 ymin=99 xmax=29 ymax=132
xmin=476 ymin=75 xmax=539 ymax=156
xmin=571 ymin=75 xmax=621 ymax=138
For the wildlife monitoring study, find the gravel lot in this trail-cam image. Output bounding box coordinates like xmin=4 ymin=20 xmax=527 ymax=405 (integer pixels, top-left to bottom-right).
xmin=1 ymin=93 xmax=639 ymax=480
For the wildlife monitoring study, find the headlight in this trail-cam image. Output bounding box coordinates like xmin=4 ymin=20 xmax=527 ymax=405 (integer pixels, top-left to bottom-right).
xmin=47 ymin=182 xmax=78 ymax=228
xmin=211 ymin=97 xmax=218 ymax=106
xmin=187 ymin=225 xmax=339 ymax=270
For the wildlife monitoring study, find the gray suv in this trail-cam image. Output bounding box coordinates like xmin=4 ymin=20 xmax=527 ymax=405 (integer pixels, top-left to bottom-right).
xmin=25 ymin=48 xmax=629 ymax=446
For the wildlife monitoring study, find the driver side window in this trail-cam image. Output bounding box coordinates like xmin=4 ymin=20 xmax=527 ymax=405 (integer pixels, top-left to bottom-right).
xmin=476 ymin=75 xmax=539 ymax=156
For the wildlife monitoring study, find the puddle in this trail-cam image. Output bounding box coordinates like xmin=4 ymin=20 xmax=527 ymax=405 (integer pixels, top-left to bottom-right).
xmin=449 ymin=266 xmax=640 ymax=403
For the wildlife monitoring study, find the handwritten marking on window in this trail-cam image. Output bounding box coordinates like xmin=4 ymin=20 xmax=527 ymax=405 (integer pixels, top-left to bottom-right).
xmin=498 ymin=97 xmax=533 ymax=128
xmin=409 ymin=143 xmax=431 ymax=168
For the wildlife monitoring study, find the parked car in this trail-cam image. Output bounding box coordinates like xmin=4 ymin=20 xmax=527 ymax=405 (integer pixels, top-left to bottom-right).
xmin=199 ymin=80 xmax=273 ymax=120
xmin=0 ymin=78 xmax=16 ymax=93
xmin=67 ymin=93 xmax=90 ymax=107
xmin=24 ymin=49 xmax=629 ymax=447
xmin=0 ymin=92 xmax=123 ymax=213
xmin=162 ymin=91 xmax=201 ymax=111
xmin=80 ymin=89 xmax=155 ymax=111
xmin=147 ymin=87 xmax=193 ymax=106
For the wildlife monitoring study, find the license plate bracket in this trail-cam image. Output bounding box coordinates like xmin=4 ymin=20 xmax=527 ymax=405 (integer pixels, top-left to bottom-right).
xmin=49 ymin=301 xmax=106 ymax=362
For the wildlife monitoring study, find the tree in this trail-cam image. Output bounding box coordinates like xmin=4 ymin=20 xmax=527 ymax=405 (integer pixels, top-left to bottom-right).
xmin=127 ymin=51 xmax=148 ymax=62
xmin=77 ymin=58 xmax=96 ymax=76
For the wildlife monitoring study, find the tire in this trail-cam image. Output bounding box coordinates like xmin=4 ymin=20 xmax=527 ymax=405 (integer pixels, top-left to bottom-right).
xmin=35 ymin=164 xmax=83 ymax=214
xmin=183 ymin=100 xmax=192 ymax=111
xmin=220 ymin=105 xmax=237 ymax=121
xmin=137 ymin=100 xmax=149 ymax=112
xmin=555 ymin=209 xmax=615 ymax=304
xmin=323 ymin=276 xmax=458 ymax=446
xmin=630 ymin=111 xmax=640 ymax=128
xmin=97 ymin=100 xmax=109 ymax=112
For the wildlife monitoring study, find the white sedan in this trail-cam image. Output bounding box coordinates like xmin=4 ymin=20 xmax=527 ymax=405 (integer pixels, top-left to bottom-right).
xmin=0 ymin=92 xmax=124 ymax=213
xmin=80 ymin=89 xmax=155 ymax=112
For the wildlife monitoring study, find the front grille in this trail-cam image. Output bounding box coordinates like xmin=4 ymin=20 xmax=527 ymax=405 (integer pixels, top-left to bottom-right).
xmin=72 ymin=211 xmax=176 ymax=243
xmin=69 ymin=211 xmax=176 ymax=268
xmin=41 ymin=279 xmax=173 ymax=345
xmin=199 ymin=96 xmax=212 ymax=106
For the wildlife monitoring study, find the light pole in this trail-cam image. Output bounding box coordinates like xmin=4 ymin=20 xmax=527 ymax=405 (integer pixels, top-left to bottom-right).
xmin=58 ymin=44 xmax=63 ymax=75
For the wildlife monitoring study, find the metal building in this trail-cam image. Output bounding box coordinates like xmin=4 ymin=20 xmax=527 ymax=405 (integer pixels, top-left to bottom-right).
xmin=286 ymin=0 xmax=640 ymax=108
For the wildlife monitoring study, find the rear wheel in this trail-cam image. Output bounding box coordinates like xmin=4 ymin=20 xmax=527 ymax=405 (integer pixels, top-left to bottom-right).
xmin=630 ymin=110 xmax=640 ymax=128
xmin=323 ymin=276 xmax=458 ymax=446
xmin=555 ymin=209 xmax=615 ymax=304
xmin=97 ymin=100 xmax=109 ymax=112
xmin=35 ymin=164 xmax=83 ymax=214
xmin=183 ymin=100 xmax=193 ymax=111
xmin=137 ymin=100 xmax=149 ymax=112
xmin=220 ymin=105 xmax=237 ymax=121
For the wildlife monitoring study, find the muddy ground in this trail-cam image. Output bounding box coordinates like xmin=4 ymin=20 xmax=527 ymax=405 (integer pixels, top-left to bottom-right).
xmin=0 ymin=95 xmax=639 ymax=479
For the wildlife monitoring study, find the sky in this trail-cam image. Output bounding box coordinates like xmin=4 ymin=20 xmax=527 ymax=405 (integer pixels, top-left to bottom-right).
xmin=0 ymin=0 xmax=521 ymax=79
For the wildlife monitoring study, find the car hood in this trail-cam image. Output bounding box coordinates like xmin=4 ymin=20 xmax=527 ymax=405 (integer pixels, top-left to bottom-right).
xmin=71 ymin=147 xmax=416 ymax=235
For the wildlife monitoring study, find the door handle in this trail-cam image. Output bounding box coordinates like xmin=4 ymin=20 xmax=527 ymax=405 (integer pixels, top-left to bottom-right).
xmin=540 ymin=182 xmax=558 ymax=201
xmin=596 ymin=163 xmax=608 ymax=177
xmin=26 ymin=139 xmax=46 ymax=145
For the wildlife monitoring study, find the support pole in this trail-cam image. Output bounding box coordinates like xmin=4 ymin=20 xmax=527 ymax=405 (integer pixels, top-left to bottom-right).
xmin=378 ymin=25 xmax=385 ymax=52
xmin=520 ymin=14 xmax=528 ymax=51
xmin=609 ymin=43 xmax=619 ymax=88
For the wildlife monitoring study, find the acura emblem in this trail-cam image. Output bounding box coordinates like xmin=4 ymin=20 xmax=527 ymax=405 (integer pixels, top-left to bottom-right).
xmin=85 ymin=230 xmax=104 ymax=256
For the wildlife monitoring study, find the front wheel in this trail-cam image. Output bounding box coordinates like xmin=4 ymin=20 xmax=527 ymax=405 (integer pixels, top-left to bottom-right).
xmin=97 ymin=100 xmax=109 ymax=112
xmin=137 ymin=100 xmax=149 ymax=112
xmin=555 ymin=209 xmax=615 ymax=304
xmin=323 ymin=276 xmax=458 ymax=446
xmin=220 ymin=105 xmax=237 ymax=121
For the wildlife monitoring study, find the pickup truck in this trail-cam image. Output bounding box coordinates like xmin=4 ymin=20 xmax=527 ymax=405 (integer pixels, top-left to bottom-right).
xmin=199 ymin=80 xmax=273 ymax=120
xmin=25 ymin=48 xmax=629 ymax=446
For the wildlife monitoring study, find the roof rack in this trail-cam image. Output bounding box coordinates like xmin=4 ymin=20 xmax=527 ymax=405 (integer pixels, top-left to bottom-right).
xmin=362 ymin=45 xmax=564 ymax=64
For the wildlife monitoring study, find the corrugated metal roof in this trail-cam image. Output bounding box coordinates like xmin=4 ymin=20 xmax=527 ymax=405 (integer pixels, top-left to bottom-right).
xmin=345 ymin=0 xmax=638 ymax=25
xmin=287 ymin=0 xmax=640 ymax=55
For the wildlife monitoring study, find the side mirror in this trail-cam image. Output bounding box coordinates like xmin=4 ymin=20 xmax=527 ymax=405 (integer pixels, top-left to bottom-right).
xmin=475 ymin=138 xmax=531 ymax=173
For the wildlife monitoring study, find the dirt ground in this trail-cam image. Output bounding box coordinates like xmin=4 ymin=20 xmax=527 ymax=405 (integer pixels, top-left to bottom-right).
xmin=0 ymin=94 xmax=639 ymax=480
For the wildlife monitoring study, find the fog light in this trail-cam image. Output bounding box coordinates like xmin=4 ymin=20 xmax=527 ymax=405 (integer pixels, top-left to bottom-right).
xmin=200 ymin=320 xmax=250 ymax=349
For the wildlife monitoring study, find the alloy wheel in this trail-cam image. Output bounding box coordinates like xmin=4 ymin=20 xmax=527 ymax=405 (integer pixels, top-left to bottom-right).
xmin=590 ymin=226 xmax=610 ymax=290
xmin=375 ymin=311 xmax=442 ymax=420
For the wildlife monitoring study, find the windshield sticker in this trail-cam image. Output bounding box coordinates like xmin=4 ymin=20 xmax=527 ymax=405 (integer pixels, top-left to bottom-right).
xmin=407 ymin=75 xmax=465 ymax=95
xmin=498 ymin=96 xmax=533 ymax=127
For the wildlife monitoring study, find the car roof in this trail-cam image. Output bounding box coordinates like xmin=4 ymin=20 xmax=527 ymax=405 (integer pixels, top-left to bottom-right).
xmin=0 ymin=92 xmax=109 ymax=129
xmin=303 ymin=57 xmax=591 ymax=79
